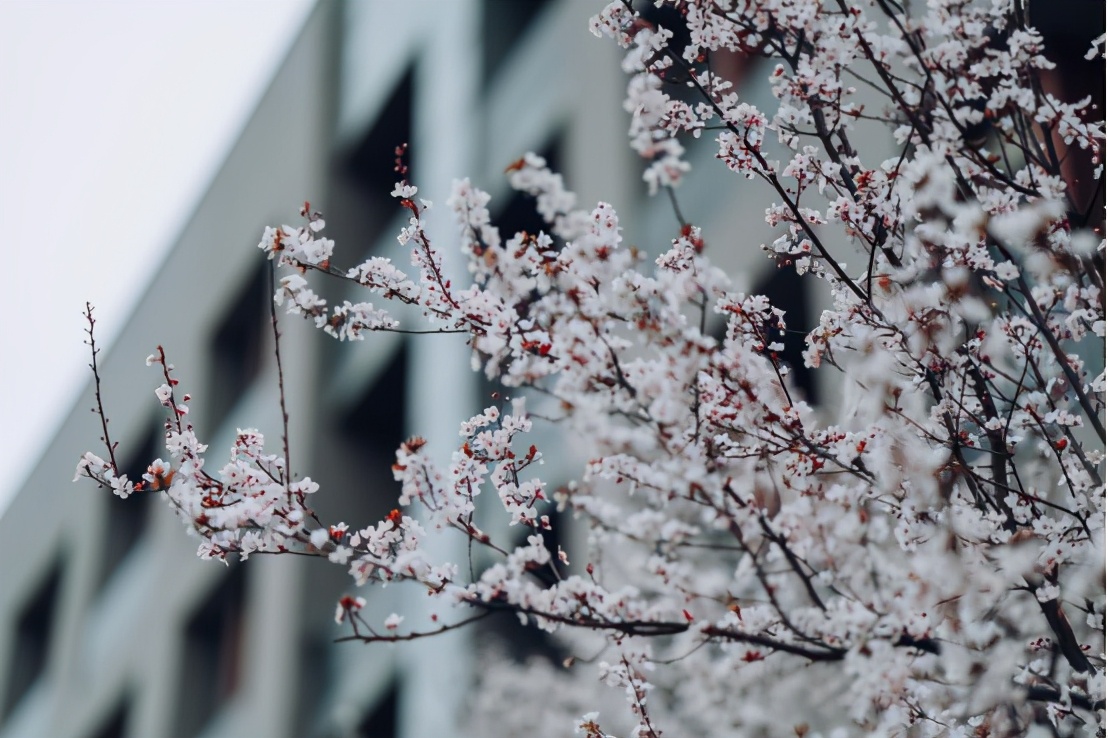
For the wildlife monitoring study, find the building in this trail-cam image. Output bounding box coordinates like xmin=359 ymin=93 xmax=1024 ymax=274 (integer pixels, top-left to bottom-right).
xmin=0 ymin=2 xmax=824 ymax=737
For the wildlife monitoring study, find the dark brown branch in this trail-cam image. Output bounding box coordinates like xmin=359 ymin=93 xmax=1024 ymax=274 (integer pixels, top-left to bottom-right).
xmin=1014 ymin=276 xmax=1105 ymax=444
xmin=84 ymin=303 xmax=119 ymax=474
xmin=268 ymin=262 xmax=293 ymax=492
xmin=479 ymin=597 xmax=848 ymax=661
xmin=1028 ymin=586 xmax=1093 ymax=674
xmin=1026 ymin=683 xmax=1103 ymax=712
xmin=620 ymin=653 xmax=664 ymax=738
xmin=336 ymin=610 xmax=492 ymax=644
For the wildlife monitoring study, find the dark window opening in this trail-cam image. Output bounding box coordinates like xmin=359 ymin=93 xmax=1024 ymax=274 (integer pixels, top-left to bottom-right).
xmin=208 ymin=262 xmax=269 ymax=433
xmin=99 ymin=423 xmax=160 ymax=586
xmin=344 ymin=67 xmax=414 ymax=223
xmin=478 ymin=508 xmax=569 ymax=665
xmin=2 ymin=559 xmax=62 ymax=722
xmin=340 ymin=341 xmax=409 ymax=461
xmin=1031 ymin=0 xmax=1105 ymax=230
xmin=176 ymin=565 xmax=247 ymax=738
xmin=1030 ymin=0 xmax=1105 ymax=71
xmin=354 ymin=682 xmax=398 ymax=738
xmin=293 ymin=633 xmax=330 ymax=738
xmin=329 ymin=65 xmax=414 ymax=268
xmin=754 ymin=265 xmax=819 ymax=405
xmin=635 ymin=2 xmax=699 ymax=101
xmin=521 ymin=507 xmax=569 ymax=584
xmin=634 ymin=0 xmax=748 ymax=165
xmin=318 ymin=341 xmax=410 ymax=526
xmin=478 ymin=135 xmax=564 ymax=382
xmin=87 ymin=698 xmax=128 ymax=738
xmin=635 ymin=2 xmax=692 ymax=61
xmin=493 ymin=136 xmax=564 ymax=249
xmin=481 ymin=0 xmax=555 ymax=87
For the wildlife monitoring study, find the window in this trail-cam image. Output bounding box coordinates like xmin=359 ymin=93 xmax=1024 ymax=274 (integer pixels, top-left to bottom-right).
xmin=481 ymin=0 xmax=555 ymax=87
xmin=493 ymin=135 xmax=564 ymax=247
xmin=1029 ymin=0 xmax=1105 ymax=228
xmin=354 ymin=682 xmax=398 ymax=738
xmin=470 ymin=136 xmax=564 ymax=382
xmin=175 ymin=565 xmax=247 ymax=737
xmin=292 ymin=632 xmax=331 ymax=738
xmin=87 ymin=698 xmax=128 ymax=738
xmin=326 ymin=64 xmax=415 ymax=269
xmin=753 ymin=265 xmax=819 ymax=405
xmin=2 ymin=559 xmax=62 ymax=722
xmin=477 ymin=508 xmax=568 ymax=666
xmin=344 ymin=67 xmax=413 ymax=223
xmin=99 ymin=422 xmax=159 ymax=587
xmin=208 ymin=262 xmax=269 ymax=433
xmin=339 ymin=341 xmax=409 ymax=461
xmin=635 ymin=2 xmax=698 ymax=102
xmin=319 ymin=340 xmax=411 ymax=526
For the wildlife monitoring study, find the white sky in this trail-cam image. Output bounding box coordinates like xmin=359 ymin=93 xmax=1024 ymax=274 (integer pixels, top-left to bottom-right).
xmin=0 ymin=0 xmax=314 ymax=514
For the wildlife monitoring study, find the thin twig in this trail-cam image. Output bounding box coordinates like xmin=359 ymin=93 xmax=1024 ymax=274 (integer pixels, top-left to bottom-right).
xmin=268 ymin=262 xmax=293 ymax=491
xmin=84 ymin=303 xmax=119 ymax=473
xmin=335 ymin=610 xmax=492 ymax=644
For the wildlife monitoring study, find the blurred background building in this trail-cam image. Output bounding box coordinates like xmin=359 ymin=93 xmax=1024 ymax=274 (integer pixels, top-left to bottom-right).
xmin=4 ymin=1 xmax=1098 ymax=737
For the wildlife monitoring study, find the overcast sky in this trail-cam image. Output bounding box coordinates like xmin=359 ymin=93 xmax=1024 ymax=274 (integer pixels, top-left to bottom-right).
xmin=0 ymin=0 xmax=314 ymax=514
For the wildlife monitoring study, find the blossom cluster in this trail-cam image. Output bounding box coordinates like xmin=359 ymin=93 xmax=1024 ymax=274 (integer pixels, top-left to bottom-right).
xmin=79 ymin=1 xmax=1104 ymax=736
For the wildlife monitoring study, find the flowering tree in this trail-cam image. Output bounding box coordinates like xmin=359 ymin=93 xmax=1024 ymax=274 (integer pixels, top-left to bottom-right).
xmin=77 ymin=1 xmax=1105 ymax=735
